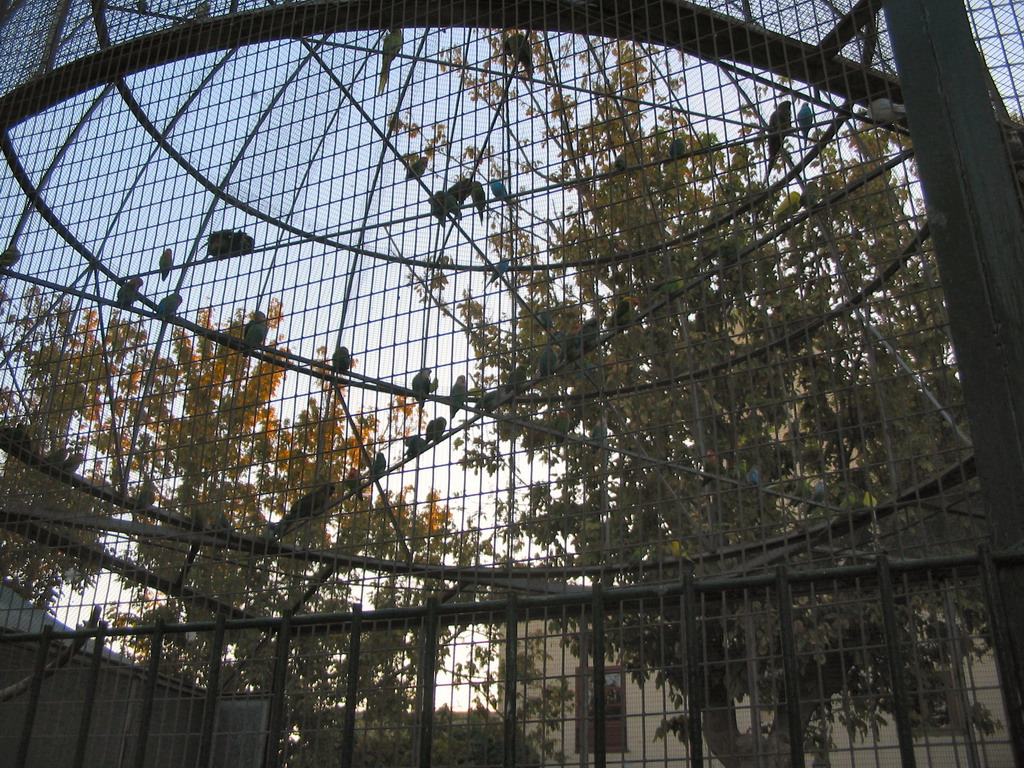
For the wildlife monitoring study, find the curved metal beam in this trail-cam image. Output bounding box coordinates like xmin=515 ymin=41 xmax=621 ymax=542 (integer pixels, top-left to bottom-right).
xmin=0 ymin=0 xmax=900 ymax=130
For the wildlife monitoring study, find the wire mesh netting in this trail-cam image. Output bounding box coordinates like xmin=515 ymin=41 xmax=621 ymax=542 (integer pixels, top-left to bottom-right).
xmin=0 ymin=0 xmax=1022 ymax=766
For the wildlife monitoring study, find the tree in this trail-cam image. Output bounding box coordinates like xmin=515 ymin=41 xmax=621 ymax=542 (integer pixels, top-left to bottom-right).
xmin=0 ymin=288 xmax=546 ymax=764
xmin=446 ymin=36 xmax=992 ymax=766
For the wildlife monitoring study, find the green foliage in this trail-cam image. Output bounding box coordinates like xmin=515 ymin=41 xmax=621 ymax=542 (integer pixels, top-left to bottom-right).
xmin=444 ymin=38 xmax=990 ymax=765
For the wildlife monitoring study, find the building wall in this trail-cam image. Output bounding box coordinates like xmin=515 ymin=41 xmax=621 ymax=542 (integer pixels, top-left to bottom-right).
xmin=522 ymin=625 xmax=1015 ymax=768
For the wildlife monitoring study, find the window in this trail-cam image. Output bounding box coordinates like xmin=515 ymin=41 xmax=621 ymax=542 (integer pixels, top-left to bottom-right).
xmin=575 ymin=666 xmax=627 ymax=753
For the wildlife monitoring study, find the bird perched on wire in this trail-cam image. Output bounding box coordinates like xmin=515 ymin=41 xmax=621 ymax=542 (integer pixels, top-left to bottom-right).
xmin=265 ymin=482 xmax=337 ymax=540
xmin=765 ymin=100 xmax=792 ymax=177
xmin=487 ymin=258 xmax=511 ymax=285
xmin=369 ymin=451 xmax=387 ymax=482
xmin=156 ymin=292 xmax=182 ymax=318
xmin=447 ymin=178 xmax=476 ymax=205
xmin=429 ymin=191 xmax=462 ymax=224
xmin=449 ymin=375 xmax=468 ymax=418
xmin=411 ymin=368 xmax=434 ymax=410
xmin=490 ymin=180 xmax=510 ymax=201
xmin=405 ymin=435 xmax=429 ymax=460
xmin=243 ymin=310 xmax=268 ymax=348
xmin=332 ymin=346 xmax=352 ymax=375
xmin=0 ymin=245 xmax=20 ymax=268
xmin=404 ymin=154 xmax=428 ymax=179
xmin=797 ymin=103 xmax=813 ymax=139
xmin=774 ymin=191 xmax=804 ymax=221
xmin=668 ymin=138 xmax=687 ymax=161
xmin=425 ymin=416 xmax=447 ymax=444
xmin=379 ymin=28 xmax=404 ymax=94
xmin=469 ymin=181 xmax=487 ymax=220
xmin=116 ymin=277 xmax=144 ymax=309
xmin=207 ymin=230 xmax=254 ymax=260
xmin=158 ymin=248 xmax=173 ymax=280
xmin=865 ymin=98 xmax=907 ymax=124
xmin=503 ymin=32 xmax=533 ymax=80
xmin=613 ymin=297 xmax=638 ymax=328
xmin=538 ymin=345 xmax=558 ymax=377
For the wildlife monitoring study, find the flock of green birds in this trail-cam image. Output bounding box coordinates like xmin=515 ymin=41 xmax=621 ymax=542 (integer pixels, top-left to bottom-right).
xmin=0 ymin=27 xmax=943 ymax=544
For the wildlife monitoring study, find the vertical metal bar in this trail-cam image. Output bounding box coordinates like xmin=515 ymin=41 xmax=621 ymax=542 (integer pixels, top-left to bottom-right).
xmin=578 ymin=625 xmax=590 ymax=768
xmin=196 ymin=614 xmax=227 ymax=768
xmin=683 ymin=568 xmax=703 ymax=768
xmin=15 ymin=624 xmax=52 ymax=768
xmin=876 ymin=558 xmax=917 ymax=768
xmin=979 ymin=546 xmax=1024 ymax=764
xmin=71 ymin=624 xmax=107 ymax=768
xmin=340 ymin=604 xmax=363 ymax=768
xmin=590 ymin=584 xmax=606 ymax=768
xmin=775 ymin=568 xmax=805 ymax=768
xmin=264 ymin=611 xmax=293 ymax=768
xmin=133 ymin=619 xmax=165 ymax=768
xmin=417 ymin=598 xmax=440 ymax=768
xmin=502 ymin=594 xmax=519 ymax=768
xmin=886 ymin=0 xmax=1024 ymax=693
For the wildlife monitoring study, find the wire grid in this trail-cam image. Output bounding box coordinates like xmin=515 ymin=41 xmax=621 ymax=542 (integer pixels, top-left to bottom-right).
xmin=0 ymin=559 xmax=1017 ymax=766
xmin=0 ymin=0 xmax=1020 ymax=765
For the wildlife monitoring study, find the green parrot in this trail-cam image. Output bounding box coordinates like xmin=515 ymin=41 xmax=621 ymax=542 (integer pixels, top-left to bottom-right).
xmin=589 ymin=417 xmax=608 ymax=451
xmin=579 ymin=317 xmax=601 ymax=353
xmin=45 ymin=448 xmax=84 ymax=474
xmin=538 ymin=346 xmax=558 ymax=377
xmin=1 ymin=245 xmax=21 ymax=268
xmin=503 ymin=32 xmax=533 ymax=80
xmin=563 ymin=326 xmax=584 ymax=362
xmin=411 ymin=368 xmax=433 ymax=410
xmin=613 ymin=297 xmax=637 ymax=328
xmin=774 ymin=191 xmax=803 ymax=221
xmin=156 ymin=292 xmax=182 ymax=318
xmin=425 ymin=416 xmax=447 ymax=444
xmin=470 ymin=181 xmax=487 ymax=220
xmin=342 ymin=468 xmax=363 ymax=497
xmin=447 ymin=178 xmax=476 ymax=204
xmin=370 ymin=452 xmax=387 ymax=481
xmin=450 ymin=375 xmax=468 ymax=418
xmin=379 ymin=28 xmax=404 ymax=95
xmin=549 ymin=410 xmax=572 ymax=444
xmin=405 ymin=435 xmax=429 ymax=460
xmin=506 ymin=365 xmax=529 ymax=391
xmin=668 ymin=138 xmax=687 ymax=160
xmin=243 ymin=310 xmax=268 ymax=348
xmin=765 ymin=100 xmax=792 ymax=177
xmin=404 ymin=154 xmax=428 ymax=179
xmin=0 ymin=424 xmax=34 ymax=454
xmin=159 ymin=248 xmax=173 ymax=280
xmin=333 ymin=346 xmax=352 ymax=375
xmin=265 ymin=482 xmax=337 ymax=540
xmin=478 ymin=388 xmax=504 ymax=413
xmin=429 ymin=192 xmax=462 ymax=224
xmin=134 ymin=484 xmax=156 ymax=510
xmin=115 ymin=277 xmax=144 ymax=309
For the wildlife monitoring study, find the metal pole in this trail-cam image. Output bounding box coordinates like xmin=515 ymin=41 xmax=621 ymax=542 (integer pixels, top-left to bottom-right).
xmin=341 ymin=604 xmax=363 ymax=768
xmin=264 ymin=611 xmax=292 ymax=768
xmin=885 ymin=0 xmax=1024 ymax=695
xmin=591 ymin=585 xmax=606 ymax=768
xmin=775 ymin=568 xmax=806 ymax=768
xmin=71 ymin=624 xmax=107 ymax=768
xmin=15 ymin=624 xmax=52 ymax=768
xmin=133 ymin=618 xmax=165 ymax=768
xmin=877 ymin=558 xmax=917 ymax=768
xmin=502 ymin=594 xmax=519 ymax=768
xmin=196 ymin=614 xmax=227 ymax=768
xmin=417 ymin=598 xmax=440 ymax=768
xmin=683 ymin=569 xmax=703 ymax=768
